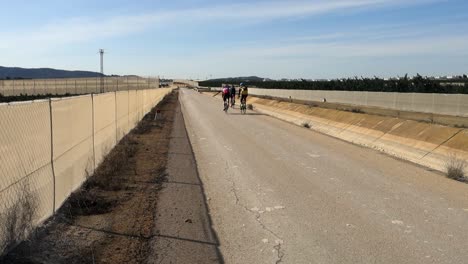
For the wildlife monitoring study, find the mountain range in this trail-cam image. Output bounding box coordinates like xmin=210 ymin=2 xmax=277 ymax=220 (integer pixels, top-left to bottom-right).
xmin=0 ymin=66 xmax=104 ymax=79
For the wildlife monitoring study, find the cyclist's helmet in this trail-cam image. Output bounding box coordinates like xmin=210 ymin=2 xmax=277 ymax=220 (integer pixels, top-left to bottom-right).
xmin=240 ymin=82 xmax=244 ymax=87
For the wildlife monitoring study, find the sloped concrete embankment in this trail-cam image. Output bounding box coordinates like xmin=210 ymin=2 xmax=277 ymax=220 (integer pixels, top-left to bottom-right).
xmin=246 ymin=97 xmax=468 ymax=173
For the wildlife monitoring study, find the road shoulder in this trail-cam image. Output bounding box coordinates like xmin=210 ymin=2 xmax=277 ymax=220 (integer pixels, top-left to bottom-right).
xmin=147 ymin=91 xmax=223 ymax=263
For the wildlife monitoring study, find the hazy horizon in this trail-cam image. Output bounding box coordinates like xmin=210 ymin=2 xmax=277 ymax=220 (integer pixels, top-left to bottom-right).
xmin=1 ymin=0 xmax=468 ymax=79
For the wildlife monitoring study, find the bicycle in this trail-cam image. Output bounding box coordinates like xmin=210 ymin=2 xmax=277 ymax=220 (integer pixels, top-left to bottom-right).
xmin=240 ymin=98 xmax=247 ymax=114
xmin=224 ymin=100 xmax=229 ymax=113
xmin=231 ymin=96 xmax=236 ymax=108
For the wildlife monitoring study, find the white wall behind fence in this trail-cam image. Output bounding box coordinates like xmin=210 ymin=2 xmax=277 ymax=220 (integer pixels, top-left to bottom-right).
xmin=0 ymin=88 xmax=173 ymax=238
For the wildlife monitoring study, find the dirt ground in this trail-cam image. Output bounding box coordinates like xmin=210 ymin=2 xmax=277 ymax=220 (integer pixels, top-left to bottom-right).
xmin=1 ymin=91 xmax=180 ymax=263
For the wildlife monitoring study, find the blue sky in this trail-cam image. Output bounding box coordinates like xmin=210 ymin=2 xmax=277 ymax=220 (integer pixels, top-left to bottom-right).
xmin=1 ymin=0 xmax=468 ymax=79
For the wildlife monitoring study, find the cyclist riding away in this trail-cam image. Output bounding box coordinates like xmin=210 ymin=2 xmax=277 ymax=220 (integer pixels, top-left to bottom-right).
xmin=222 ymin=84 xmax=230 ymax=110
xmin=230 ymin=85 xmax=236 ymax=107
xmin=239 ymin=83 xmax=248 ymax=105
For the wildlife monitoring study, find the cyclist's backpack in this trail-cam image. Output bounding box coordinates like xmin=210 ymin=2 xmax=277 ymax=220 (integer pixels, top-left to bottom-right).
xmin=222 ymin=87 xmax=229 ymax=95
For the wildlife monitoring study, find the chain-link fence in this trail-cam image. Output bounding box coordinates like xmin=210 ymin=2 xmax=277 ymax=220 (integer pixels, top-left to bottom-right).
xmin=0 ymin=77 xmax=160 ymax=96
xmin=0 ymin=87 xmax=172 ymax=255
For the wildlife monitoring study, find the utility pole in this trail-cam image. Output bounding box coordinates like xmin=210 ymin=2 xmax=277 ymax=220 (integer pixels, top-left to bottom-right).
xmin=99 ymin=49 xmax=104 ymax=93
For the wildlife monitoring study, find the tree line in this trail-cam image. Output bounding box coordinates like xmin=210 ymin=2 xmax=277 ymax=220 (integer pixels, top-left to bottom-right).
xmin=199 ymin=74 xmax=468 ymax=94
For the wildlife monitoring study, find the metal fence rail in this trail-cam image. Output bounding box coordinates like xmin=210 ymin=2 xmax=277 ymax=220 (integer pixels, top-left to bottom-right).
xmin=0 ymin=77 xmax=160 ymax=96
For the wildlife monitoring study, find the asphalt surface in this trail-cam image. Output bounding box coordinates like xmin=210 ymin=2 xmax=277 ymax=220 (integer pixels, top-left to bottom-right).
xmin=179 ymin=88 xmax=468 ymax=264
xmin=148 ymin=94 xmax=221 ymax=264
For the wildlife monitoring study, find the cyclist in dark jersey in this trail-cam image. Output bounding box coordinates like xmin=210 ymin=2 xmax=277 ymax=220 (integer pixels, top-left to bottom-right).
xmin=230 ymin=85 xmax=236 ymax=107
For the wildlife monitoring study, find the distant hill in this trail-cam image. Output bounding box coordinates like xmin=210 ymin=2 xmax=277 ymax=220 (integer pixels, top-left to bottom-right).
xmin=207 ymin=76 xmax=271 ymax=83
xmin=0 ymin=66 xmax=105 ymax=79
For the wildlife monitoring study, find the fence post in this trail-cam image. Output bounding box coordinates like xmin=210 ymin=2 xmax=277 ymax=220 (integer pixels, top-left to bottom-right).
xmin=48 ymin=98 xmax=56 ymax=213
xmin=115 ymin=91 xmax=118 ymax=143
xmin=128 ymin=90 xmax=130 ymax=132
xmin=91 ymin=94 xmax=96 ymax=172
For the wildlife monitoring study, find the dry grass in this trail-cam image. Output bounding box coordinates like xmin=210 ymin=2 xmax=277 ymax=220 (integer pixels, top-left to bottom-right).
xmin=84 ymin=137 xmax=138 ymax=191
xmin=445 ymin=155 xmax=466 ymax=181
xmin=0 ymin=182 xmax=38 ymax=257
xmin=351 ymin=108 xmax=364 ymax=114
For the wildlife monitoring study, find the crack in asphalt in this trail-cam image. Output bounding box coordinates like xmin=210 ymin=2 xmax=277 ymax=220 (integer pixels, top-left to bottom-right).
xmin=223 ymin=161 xmax=285 ymax=263
xmin=274 ymin=243 xmax=285 ymax=264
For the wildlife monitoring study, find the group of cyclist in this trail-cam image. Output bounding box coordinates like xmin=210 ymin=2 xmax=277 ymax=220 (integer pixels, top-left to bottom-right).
xmin=222 ymin=83 xmax=248 ymax=110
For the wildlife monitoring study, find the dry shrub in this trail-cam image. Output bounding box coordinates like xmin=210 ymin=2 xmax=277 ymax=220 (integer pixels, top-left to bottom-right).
xmin=85 ymin=136 xmax=138 ymax=191
xmin=247 ymin=104 xmax=253 ymax=110
xmin=351 ymin=108 xmax=364 ymax=114
xmin=302 ymin=122 xmax=311 ymax=128
xmin=61 ymin=190 xmax=116 ymax=220
xmin=0 ymin=182 xmax=38 ymax=257
xmin=445 ymin=155 xmax=466 ymax=181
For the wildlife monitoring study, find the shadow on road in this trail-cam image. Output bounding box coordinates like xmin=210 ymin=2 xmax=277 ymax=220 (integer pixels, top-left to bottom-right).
xmin=228 ymin=112 xmax=267 ymax=116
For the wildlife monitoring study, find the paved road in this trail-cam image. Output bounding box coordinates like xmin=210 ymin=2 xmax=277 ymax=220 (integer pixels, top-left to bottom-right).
xmin=179 ymin=89 xmax=468 ymax=264
xmin=148 ymin=92 xmax=221 ymax=263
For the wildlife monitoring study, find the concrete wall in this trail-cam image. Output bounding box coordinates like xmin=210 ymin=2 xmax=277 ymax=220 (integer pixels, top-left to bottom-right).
xmin=0 ymin=88 xmax=172 ymax=243
xmin=249 ymin=88 xmax=468 ymax=117
xmin=0 ymin=77 xmax=160 ymax=96
xmin=246 ymin=97 xmax=468 ymax=174
xmin=173 ymin=79 xmax=198 ymax=87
